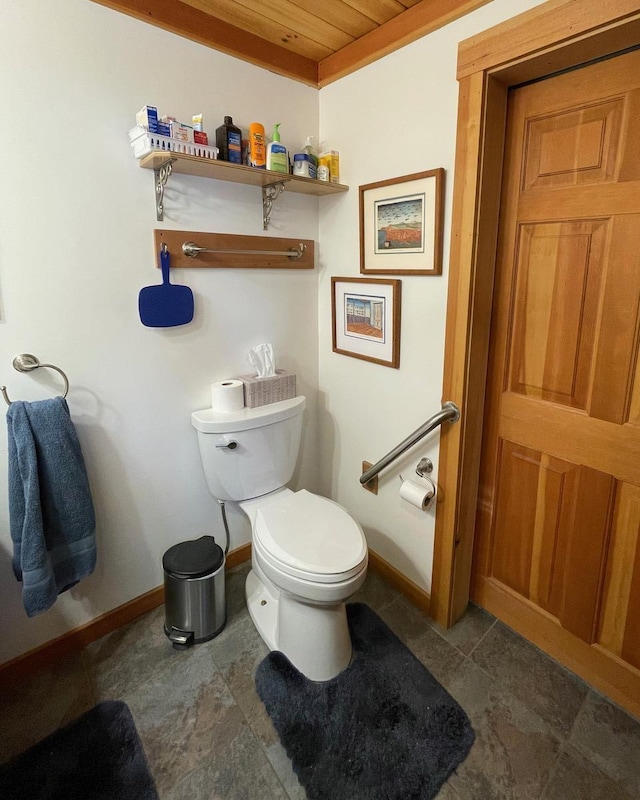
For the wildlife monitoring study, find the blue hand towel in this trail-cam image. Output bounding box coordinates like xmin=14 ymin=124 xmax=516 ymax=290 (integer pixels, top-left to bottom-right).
xmin=7 ymin=397 xmax=96 ymax=617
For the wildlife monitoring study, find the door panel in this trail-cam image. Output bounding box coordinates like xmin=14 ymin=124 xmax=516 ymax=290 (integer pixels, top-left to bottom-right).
xmin=489 ymin=442 xmax=614 ymax=643
xmin=508 ymin=220 xmax=607 ymax=408
xmin=472 ymin=48 xmax=640 ymax=698
xmin=590 ymin=215 xmax=640 ymax=423
xmin=599 ymin=482 xmax=640 ymax=669
xmin=523 ymin=98 xmax=624 ymax=190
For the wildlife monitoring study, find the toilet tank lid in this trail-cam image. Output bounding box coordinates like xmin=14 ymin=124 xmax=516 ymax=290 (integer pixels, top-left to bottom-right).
xmin=192 ymin=395 xmax=306 ymax=433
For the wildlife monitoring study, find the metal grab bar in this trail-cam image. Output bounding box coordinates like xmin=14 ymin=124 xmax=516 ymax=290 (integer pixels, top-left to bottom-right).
xmin=1 ymin=354 xmax=70 ymax=406
xmin=360 ymin=401 xmax=460 ymax=485
xmin=182 ymin=241 xmax=305 ymax=260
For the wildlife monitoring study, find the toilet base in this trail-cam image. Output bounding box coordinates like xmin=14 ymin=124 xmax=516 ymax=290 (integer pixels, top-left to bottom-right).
xmin=246 ymin=568 xmax=279 ymax=651
xmin=246 ymin=568 xmax=353 ymax=681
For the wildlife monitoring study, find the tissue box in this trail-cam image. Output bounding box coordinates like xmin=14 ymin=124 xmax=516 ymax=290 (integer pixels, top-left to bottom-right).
xmin=238 ymin=370 xmax=296 ymax=408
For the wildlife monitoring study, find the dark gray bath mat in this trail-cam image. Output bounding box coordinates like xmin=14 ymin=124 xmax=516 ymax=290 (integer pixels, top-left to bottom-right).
xmin=0 ymin=700 xmax=159 ymax=800
xmin=256 ymin=602 xmax=474 ymax=800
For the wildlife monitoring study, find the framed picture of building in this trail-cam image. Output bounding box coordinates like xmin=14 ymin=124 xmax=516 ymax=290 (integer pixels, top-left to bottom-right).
xmin=359 ymin=169 xmax=444 ymax=275
xmin=331 ymin=277 xmax=401 ymax=368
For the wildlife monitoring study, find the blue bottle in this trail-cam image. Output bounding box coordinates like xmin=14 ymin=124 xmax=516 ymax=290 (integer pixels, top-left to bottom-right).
xmin=215 ymin=116 xmax=242 ymax=164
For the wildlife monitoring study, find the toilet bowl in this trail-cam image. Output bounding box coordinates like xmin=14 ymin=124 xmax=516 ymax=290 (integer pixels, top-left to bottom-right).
xmin=241 ymin=488 xmax=367 ymax=680
xmin=191 ymin=396 xmax=369 ymax=681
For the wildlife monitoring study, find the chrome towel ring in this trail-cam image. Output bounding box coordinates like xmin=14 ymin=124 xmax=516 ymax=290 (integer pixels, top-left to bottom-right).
xmin=1 ymin=354 xmax=70 ymax=406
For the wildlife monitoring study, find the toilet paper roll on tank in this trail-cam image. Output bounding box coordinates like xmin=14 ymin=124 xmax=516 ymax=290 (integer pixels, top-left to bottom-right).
xmin=209 ymin=343 xmax=280 ymax=413
xmin=211 ymin=379 xmax=245 ymax=412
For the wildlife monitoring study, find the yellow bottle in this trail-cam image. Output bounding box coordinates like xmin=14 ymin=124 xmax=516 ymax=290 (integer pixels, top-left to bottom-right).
xmin=249 ymin=122 xmax=266 ymax=169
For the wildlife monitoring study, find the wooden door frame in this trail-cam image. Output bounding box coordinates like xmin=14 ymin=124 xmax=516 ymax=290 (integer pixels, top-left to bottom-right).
xmin=430 ymin=0 xmax=640 ymax=628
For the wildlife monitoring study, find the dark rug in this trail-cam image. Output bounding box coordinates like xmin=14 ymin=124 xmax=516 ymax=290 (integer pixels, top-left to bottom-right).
xmin=0 ymin=700 xmax=159 ymax=800
xmin=256 ymin=602 xmax=474 ymax=800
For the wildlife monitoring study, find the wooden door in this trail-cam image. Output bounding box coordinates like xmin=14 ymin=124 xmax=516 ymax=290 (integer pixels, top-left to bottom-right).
xmin=472 ymin=48 xmax=640 ymax=709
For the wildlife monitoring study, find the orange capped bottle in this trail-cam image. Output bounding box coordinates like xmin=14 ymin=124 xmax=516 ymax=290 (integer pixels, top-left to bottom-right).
xmin=249 ymin=122 xmax=266 ymax=169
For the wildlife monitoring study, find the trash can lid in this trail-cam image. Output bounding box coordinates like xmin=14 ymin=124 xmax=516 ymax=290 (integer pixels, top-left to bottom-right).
xmin=163 ymin=535 xmax=224 ymax=578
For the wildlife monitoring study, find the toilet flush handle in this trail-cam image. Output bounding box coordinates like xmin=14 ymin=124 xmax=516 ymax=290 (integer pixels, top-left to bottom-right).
xmin=216 ymin=440 xmax=238 ymax=450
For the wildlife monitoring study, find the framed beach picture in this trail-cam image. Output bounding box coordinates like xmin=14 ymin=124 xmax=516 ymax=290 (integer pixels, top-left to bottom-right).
xmin=331 ymin=277 xmax=401 ymax=368
xmin=359 ymin=169 xmax=444 ymax=275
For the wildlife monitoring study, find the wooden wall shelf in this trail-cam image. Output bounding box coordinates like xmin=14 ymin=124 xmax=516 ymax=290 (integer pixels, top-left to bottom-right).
xmin=139 ymin=152 xmax=348 ymax=194
xmin=138 ymin=151 xmax=348 ymax=227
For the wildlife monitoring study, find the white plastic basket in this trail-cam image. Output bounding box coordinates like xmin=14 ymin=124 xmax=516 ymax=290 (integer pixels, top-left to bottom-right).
xmin=128 ymin=125 xmax=218 ymax=160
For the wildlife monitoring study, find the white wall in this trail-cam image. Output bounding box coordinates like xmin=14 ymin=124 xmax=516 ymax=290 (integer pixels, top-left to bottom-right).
xmin=0 ymin=0 xmax=548 ymax=665
xmin=317 ymin=0 xmax=544 ymax=592
xmin=0 ymin=0 xmax=319 ymax=664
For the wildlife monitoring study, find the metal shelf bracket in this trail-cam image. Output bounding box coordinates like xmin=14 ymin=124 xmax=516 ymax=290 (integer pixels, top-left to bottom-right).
xmin=154 ymin=158 xmax=176 ymax=221
xmin=262 ymin=181 xmax=287 ymax=230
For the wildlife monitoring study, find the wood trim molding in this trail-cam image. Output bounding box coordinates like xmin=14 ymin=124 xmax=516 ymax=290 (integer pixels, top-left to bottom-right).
xmin=318 ymin=0 xmax=491 ymax=87
xmin=457 ymin=0 xmax=640 ymax=79
xmin=367 ymin=548 xmax=431 ymax=615
xmin=90 ymin=0 xmax=319 ymax=86
xmin=1 ymin=542 xmax=434 ymax=684
xmin=93 ymin=0 xmax=495 ymax=87
xmin=431 ymin=0 xmax=640 ymax=629
xmin=0 ymin=585 xmax=164 ymax=686
xmin=226 ymin=541 xmax=252 ymax=569
xmin=0 ymin=543 xmax=252 ymax=685
xmin=430 ymin=71 xmax=508 ymax=627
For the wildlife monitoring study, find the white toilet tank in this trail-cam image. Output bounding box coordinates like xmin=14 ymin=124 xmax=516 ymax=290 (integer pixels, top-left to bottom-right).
xmin=191 ymin=396 xmax=305 ymax=501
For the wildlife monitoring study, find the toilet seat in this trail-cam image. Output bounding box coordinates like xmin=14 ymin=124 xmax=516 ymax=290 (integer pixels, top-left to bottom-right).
xmin=254 ymin=489 xmax=367 ymax=584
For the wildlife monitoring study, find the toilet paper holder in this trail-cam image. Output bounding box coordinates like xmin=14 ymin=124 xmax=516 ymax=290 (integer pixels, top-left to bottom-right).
xmin=399 ymin=471 xmax=434 ymax=487
xmin=415 ymin=458 xmax=433 ymax=477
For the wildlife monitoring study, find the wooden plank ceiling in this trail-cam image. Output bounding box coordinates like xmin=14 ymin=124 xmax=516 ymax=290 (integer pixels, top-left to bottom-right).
xmin=92 ymin=0 xmax=490 ymax=86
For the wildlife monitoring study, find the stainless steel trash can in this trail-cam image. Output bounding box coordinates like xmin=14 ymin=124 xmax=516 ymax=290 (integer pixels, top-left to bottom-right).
xmin=163 ymin=535 xmax=226 ymax=649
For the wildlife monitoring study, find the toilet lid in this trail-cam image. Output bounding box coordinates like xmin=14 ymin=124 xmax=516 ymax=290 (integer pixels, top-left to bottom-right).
xmin=254 ymin=490 xmax=367 ymax=579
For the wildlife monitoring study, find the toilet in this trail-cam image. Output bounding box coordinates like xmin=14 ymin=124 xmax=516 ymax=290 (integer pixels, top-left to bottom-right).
xmin=191 ymin=395 xmax=368 ymax=681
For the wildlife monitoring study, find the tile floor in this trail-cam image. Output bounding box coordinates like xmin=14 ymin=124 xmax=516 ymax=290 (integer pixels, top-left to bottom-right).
xmin=2 ymin=562 xmax=640 ymax=799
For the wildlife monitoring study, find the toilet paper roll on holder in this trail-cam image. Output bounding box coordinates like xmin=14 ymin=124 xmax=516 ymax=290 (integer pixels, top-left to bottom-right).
xmin=398 ymin=474 xmax=438 ymax=511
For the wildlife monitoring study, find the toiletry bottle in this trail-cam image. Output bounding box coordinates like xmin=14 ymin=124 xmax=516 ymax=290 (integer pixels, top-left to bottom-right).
xmin=303 ymin=136 xmax=317 ymax=167
xmin=215 ymin=115 xmax=242 ymax=164
xmin=249 ymin=122 xmax=266 ymax=169
xmin=293 ymin=135 xmax=318 ymax=179
xmin=241 ymin=129 xmax=250 ymax=165
xmin=317 ymin=153 xmax=330 ymax=182
xmin=266 ymin=123 xmax=289 ymax=174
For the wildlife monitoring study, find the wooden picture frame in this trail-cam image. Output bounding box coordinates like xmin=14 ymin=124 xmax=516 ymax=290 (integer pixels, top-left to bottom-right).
xmin=331 ymin=277 xmax=401 ymax=368
xmin=360 ymin=169 xmax=444 ymax=275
